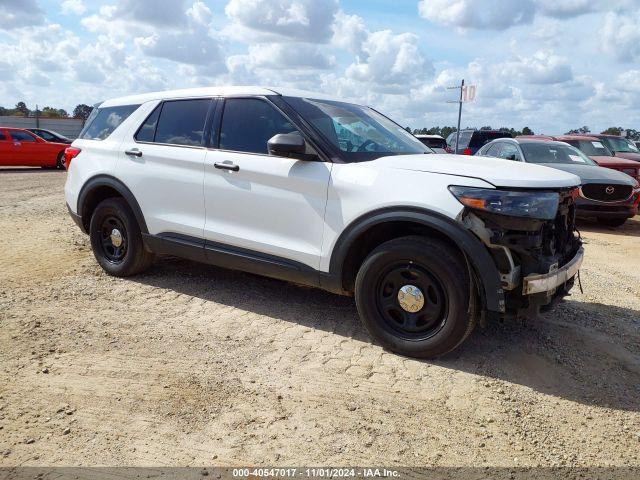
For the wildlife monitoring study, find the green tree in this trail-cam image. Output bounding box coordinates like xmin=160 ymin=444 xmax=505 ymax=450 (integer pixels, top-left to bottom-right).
xmin=522 ymin=126 xmax=534 ymax=135
xmin=73 ymin=104 xmax=93 ymax=120
xmin=41 ymin=107 xmax=69 ymax=118
xmin=601 ymin=127 xmax=623 ymax=136
xmin=14 ymin=102 xmax=29 ymax=116
xmin=566 ymin=126 xmax=590 ymax=135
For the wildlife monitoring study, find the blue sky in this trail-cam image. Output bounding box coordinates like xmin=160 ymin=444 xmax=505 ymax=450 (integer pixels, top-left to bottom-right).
xmin=1 ymin=0 xmax=639 ymax=133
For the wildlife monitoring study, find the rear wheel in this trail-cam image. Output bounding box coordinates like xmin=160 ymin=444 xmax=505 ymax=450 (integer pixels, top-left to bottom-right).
xmin=355 ymin=236 xmax=475 ymax=358
xmin=597 ymin=217 xmax=627 ymax=228
xmin=56 ymin=152 xmax=66 ymax=170
xmin=89 ymin=198 xmax=154 ymax=277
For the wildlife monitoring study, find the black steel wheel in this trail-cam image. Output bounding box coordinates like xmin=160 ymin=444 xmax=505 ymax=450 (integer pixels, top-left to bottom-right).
xmin=89 ymin=197 xmax=154 ymax=277
xmin=355 ymin=236 xmax=476 ymax=358
xmin=375 ymin=262 xmax=448 ymax=340
xmin=98 ymin=216 xmax=128 ymax=264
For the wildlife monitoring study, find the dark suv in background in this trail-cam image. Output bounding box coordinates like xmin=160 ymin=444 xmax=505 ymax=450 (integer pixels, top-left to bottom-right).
xmin=446 ymin=129 xmax=512 ymax=155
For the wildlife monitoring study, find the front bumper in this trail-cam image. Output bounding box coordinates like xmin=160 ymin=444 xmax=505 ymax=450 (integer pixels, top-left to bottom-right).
xmin=522 ymin=247 xmax=584 ymax=295
xmin=576 ymin=197 xmax=638 ymax=220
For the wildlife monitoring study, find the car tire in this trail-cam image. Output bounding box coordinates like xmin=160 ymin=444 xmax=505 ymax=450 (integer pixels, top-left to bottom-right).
xmin=89 ymin=197 xmax=155 ymax=277
xmin=355 ymin=236 xmax=476 ymax=359
xmin=597 ymin=217 xmax=627 ymax=228
xmin=56 ymin=152 xmax=66 ymax=170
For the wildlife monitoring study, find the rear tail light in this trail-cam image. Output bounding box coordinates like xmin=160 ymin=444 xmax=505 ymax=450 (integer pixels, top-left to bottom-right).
xmin=64 ymin=147 xmax=81 ymax=169
xmin=463 ymin=148 xmax=472 ymax=155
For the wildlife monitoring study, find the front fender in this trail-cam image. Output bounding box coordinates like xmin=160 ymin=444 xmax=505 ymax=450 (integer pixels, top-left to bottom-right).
xmin=325 ymin=207 xmax=506 ymax=314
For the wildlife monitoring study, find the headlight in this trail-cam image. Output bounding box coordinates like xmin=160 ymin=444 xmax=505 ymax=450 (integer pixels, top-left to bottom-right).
xmin=449 ymin=186 xmax=560 ymax=220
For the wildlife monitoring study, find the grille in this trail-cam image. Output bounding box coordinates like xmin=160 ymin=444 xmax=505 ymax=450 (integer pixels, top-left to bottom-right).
xmin=581 ymin=184 xmax=633 ymax=202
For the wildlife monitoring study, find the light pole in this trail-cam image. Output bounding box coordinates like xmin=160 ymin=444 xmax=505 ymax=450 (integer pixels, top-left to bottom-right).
xmin=447 ymin=79 xmax=476 ymax=154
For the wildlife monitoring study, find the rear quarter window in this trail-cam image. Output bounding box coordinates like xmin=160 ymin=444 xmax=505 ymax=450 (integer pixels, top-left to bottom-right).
xmin=80 ymin=104 xmax=140 ymax=141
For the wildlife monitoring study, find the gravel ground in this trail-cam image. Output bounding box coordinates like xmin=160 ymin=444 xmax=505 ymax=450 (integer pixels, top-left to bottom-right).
xmin=0 ymin=168 xmax=639 ymax=467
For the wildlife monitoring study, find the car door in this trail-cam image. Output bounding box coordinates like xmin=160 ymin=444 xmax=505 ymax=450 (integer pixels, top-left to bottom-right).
xmin=203 ymin=97 xmax=331 ymax=270
xmin=0 ymin=129 xmax=13 ymax=165
xmin=117 ymin=98 xmax=214 ymax=240
xmin=8 ymin=130 xmax=41 ymax=165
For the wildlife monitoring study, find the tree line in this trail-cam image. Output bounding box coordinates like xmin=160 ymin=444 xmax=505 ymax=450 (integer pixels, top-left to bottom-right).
xmin=410 ymin=126 xmax=535 ymax=138
xmin=0 ymin=102 xmax=93 ymax=120
xmin=409 ymin=125 xmax=640 ymax=140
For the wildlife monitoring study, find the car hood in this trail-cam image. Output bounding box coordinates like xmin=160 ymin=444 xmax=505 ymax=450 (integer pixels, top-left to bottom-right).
xmin=613 ymin=152 xmax=640 ymax=162
xmin=371 ymin=154 xmax=581 ymax=189
xmin=590 ymin=155 xmax=639 ymax=167
xmin=537 ymin=163 xmax=636 ymax=185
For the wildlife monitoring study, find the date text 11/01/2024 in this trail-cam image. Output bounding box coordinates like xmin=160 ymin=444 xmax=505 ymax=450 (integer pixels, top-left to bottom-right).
xmin=231 ymin=468 xmax=400 ymax=478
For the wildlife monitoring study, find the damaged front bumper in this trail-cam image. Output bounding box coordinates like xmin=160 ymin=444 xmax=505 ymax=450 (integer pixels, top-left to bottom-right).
xmin=522 ymin=247 xmax=584 ymax=295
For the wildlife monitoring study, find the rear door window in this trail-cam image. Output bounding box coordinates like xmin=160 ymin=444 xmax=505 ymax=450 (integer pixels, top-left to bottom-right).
xmin=135 ymin=104 xmax=162 ymax=143
xmin=0 ymin=130 xmax=6 ymax=141
xmin=80 ymin=105 xmax=140 ymax=141
xmin=10 ymin=131 xmax=37 ymax=142
xmin=154 ymin=99 xmax=211 ymax=147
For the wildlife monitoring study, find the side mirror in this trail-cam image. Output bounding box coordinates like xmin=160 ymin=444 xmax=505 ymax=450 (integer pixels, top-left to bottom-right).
xmin=268 ymin=133 xmax=307 ymax=158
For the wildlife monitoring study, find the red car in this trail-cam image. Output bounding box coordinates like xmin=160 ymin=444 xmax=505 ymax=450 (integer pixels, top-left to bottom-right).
xmin=0 ymin=127 xmax=68 ymax=169
xmin=518 ymin=135 xmax=640 ymax=182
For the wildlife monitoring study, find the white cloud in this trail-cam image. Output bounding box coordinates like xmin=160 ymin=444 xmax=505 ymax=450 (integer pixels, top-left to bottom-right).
xmin=600 ymin=11 xmax=640 ymax=62
xmin=535 ymin=0 xmax=593 ymax=18
xmin=245 ymin=43 xmax=334 ymax=70
xmin=503 ymin=51 xmax=573 ymax=85
xmin=418 ymin=0 xmax=536 ymax=31
xmin=136 ymin=30 xmax=224 ymax=69
xmin=186 ymin=1 xmax=213 ymax=26
xmin=225 ymin=0 xmax=338 ymax=42
xmin=0 ymin=0 xmax=44 ymax=29
xmin=331 ymin=11 xmax=368 ymax=56
xmin=61 ymin=0 xmax=87 ymax=15
xmin=345 ymin=30 xmax=434 ymax=93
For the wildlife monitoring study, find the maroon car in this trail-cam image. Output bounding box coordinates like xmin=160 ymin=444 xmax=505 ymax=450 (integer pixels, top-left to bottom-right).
xmin=518 ymin=135 xmax=640 ymax=183
xmin=580 ymin=134 xmax=640 ymax=163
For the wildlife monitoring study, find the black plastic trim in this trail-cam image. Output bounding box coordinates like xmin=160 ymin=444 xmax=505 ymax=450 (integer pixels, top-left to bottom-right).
xmin=327 ymin=207 xmax=506 ymax=313
xmin=142 ymin=233 xmax=322 ymax=289
xmin=76 ymin=175 xmax=149 ymax=234
xmin=66 ymin=203 xmax=85 ymax=233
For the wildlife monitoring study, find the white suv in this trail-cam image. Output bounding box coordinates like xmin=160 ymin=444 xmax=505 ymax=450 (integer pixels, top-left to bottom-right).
xmin=65 ymin=86 xmax=584 ymax=358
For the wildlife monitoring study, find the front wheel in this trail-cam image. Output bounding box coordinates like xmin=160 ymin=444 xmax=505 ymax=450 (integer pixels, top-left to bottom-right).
xmin=355 ymin=236 xmax=476 ymax=358
xmin=89 ymin=197 xmax=155 ymax=277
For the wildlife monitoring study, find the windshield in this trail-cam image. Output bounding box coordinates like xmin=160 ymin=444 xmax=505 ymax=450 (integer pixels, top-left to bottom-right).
xmin=567 ymin=140 xmax=612 ymax=157
xmin=283 ymin=97 xmax=430 ymax=161
xmin=604 ymin=137 xmax=640 ymax=153
xmin=521 ymin=143 xmax=597 ymax=165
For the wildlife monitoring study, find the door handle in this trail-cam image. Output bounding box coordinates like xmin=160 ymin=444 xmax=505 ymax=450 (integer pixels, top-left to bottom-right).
xmin=214 ymin=162 xmax=240 ymax=172
xmin=125 ymin=149 xmax=142 ymax=157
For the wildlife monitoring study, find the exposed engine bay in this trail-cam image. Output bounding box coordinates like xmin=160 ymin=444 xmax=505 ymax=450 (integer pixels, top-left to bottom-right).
xmin=463 ymin=188 xmax=583 ymax=318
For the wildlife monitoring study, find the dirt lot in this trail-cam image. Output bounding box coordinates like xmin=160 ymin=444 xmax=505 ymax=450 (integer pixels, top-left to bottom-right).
xmin=1 ymin=169 xmax=639 ymax=467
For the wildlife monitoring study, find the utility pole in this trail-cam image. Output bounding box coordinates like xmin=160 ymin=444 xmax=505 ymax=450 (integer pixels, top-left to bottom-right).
xmin=447 ymin=79 xmax=464 ymax=154
xmin=447 ymin=79 xmax=476 ymax=154
xmin=35 ymin=104 xmax=40 ymax=128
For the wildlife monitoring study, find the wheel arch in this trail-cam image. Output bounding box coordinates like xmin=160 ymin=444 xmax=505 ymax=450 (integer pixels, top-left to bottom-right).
xmin=325 ymin=207 xmax=505 ymax=314
xmin=77 ymin=175 xmax=148 ymax=235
